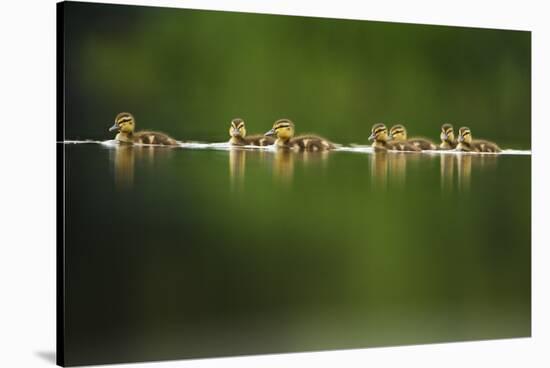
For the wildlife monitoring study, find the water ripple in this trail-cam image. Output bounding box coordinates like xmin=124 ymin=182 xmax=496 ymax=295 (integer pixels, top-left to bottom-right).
xmin=59 ymin=140 xmax=531 ymax=155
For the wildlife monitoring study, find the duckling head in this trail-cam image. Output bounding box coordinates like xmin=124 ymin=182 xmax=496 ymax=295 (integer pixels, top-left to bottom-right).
xmin=440 ymin=123 xmax=455 ymax=144
xmin=368 ymin=123 xmax=389 ymax=143
xmin=109 ymin=112 xmax=135 ymax=134
xmin=458 ymin=126 xmax=472 ymax=144
xmin=389 ymin=124 xmax=407 ymax=141
xmin=229 ymin=118 xmax=247 ymax=138
xmin=265 ymin=119 xmax=295 ymax=141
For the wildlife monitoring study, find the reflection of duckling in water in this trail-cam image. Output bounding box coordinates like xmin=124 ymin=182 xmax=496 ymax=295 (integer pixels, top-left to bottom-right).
xmin=272 ymin=149 xmax=295 ymax=183
xmin=368 ymin=123 xmax=420 ymax=152
xmin=457 ymin=127 xmax=501 ymax=153
xmin=229 ymin=149 xmax=246 ymax=191
xmin=457 ymin=153 xmax=472 ymax=191
xmin=264 ymin=119 xmax=337 ymax=151
xmin=440 ymin=154 xmax=455 ymax=191
xmin=228 ymin=118 xmax=274 ymax=146
xmin=113 ymin=145 xmax=135 ymax=190
xmin=370 ymin=152 xmax=388 ymax=187
xmin=388 ymin=152 xmax=408 ymax=186
xmin=439 ymin=123 xmax=458 ymax=150
xmin=389 ymin=124 xmax=437 ymax=150
xmin=109 ymin=112 xmax=178 ymax=146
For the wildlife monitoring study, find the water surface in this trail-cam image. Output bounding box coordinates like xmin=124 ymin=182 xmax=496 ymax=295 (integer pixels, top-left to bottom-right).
xmin=63 ymin=143 xmax=531 ymax=365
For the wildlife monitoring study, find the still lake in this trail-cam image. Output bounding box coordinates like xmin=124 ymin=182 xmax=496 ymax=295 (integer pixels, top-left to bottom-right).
xmin=62 ymin=142 xmax=531 ymax=366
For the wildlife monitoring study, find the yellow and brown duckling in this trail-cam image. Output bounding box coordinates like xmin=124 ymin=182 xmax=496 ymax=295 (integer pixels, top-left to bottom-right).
xmin=457 ymin=127 xmax=501 ymax=153
xmin=389 ymin=124 xmax=438 ymax=150
xmin=228 ymin=118 xmax=274 ymax=146
xmin=369 ymin=123 xmax=420 ymax=152
xmin=440 ymin=123 xmax=458 ymax=150
xmin=264 ymin=119 xmax=337 ymax=151
xmin=109 ymin=112 xmax=178 ymax=146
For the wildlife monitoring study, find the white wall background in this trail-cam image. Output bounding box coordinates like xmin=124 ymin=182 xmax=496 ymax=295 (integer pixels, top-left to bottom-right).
xmin=0 ymin=0 xmax=548 ymax=367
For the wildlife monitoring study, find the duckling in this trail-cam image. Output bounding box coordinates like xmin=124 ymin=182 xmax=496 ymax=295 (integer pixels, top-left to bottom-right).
xmin=264 ymin=119 xmax=337 ymax=151
xmin=109 ymin=112 xmax=178 ymax=146
xmin=368 ymin=123 xmax=420 ymax=152
xmin=389 ymin=124 xmax=438 ymax=150
xmin=456 ymin=127 xmax=501 ymax=153
xmin=228 ymin=118 xmax=274 ymax=146
xmin=439 ymin=123 xmax=458 ymax=150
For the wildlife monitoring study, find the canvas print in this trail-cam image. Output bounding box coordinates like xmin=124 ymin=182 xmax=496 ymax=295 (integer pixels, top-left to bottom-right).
xmin=57 ymin=1 xmax=531 ymax=366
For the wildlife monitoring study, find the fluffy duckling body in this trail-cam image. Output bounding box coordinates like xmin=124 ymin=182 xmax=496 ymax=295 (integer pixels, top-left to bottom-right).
xmin=264 ymin=119 xmax=337 ymax=151
xmin=389 ymin=124 xmax=437 ymax=150
xmin=439 ymin=123 xmax=458 ymax=150
xmin=457 ymin=127 xmax=501 ymax=153
xmin=228 ymin=118 xmax=274 ymax=146
xmin=109 ymin=112 xmax=178 ymax=146
xmin=369 ymin=124 xmax=421 ymax=152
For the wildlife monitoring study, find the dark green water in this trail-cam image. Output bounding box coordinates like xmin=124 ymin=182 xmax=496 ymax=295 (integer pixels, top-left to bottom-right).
xmin=63 ymin=143 xmax=530 ymax=366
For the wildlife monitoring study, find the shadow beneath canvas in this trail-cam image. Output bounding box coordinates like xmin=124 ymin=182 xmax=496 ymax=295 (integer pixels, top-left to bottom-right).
xmin=35 ymin=351 xmax=56 ymax=364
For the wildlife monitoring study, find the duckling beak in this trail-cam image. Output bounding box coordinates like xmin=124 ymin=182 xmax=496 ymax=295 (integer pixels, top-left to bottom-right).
xmin=458 ymin=135 xmax=464 ymax=143
xmin=264 ymin=128 xmax=276 ymax=137
xmin=440 ymin=132 xmax=448 ymax=141
xmin=109 ymin=123 xmax=119 ymax=132
xmin=368 ymin=133 xmax=376 ymax=141
xmin=230 ymin=128 xmax=241 ymax=137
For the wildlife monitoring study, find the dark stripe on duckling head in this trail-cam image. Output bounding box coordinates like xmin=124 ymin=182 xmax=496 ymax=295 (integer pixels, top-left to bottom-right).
xmin=390 ymin=124 xmax=406 ymax=135
xmin=115 ymin=112 xmax=133 ymax=122
xmin=231 ymin=119 xmax=245 ymax=130
xmin=273 ymin=119 xmax=294 ymax=129
xmin=372 ymin=123 xmax=387 ymax=136
xmin=117 ymin=118 xmax=133 ymax=124
xmin=459 ymin=127 xmax=471 ymax=136
xmin=442 ymin=123 xmax=454 ymax=133
xmin=372 ymin=123 xmax=386 ymax=131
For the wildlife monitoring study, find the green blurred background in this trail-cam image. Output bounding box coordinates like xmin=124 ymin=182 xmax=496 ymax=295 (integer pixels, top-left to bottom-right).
xmin=62 ymin=2 xmax=531 ymax=366
xmin=64 ymin=2 xmax=530 ymax=148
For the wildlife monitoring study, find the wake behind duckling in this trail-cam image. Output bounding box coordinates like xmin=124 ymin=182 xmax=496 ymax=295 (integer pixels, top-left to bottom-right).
xmin=60 ymin=140 xmax=531 ymax=155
